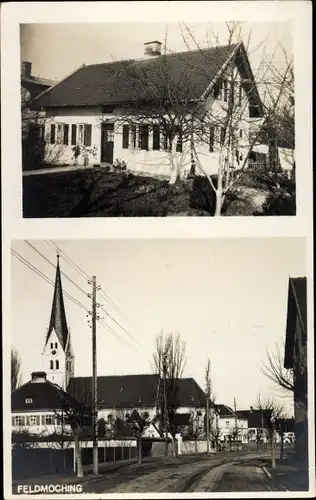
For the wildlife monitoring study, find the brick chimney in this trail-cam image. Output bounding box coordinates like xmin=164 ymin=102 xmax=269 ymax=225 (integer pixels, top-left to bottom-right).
xmin=21 ymin=61 xmax=32 ymax=78
xmin=144 ymin=41 xmax=162 ymax=57
xmin=31 ymin=371 xmax=47 ymax=383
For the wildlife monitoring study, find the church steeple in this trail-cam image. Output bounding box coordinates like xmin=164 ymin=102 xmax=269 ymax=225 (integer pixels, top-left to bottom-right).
xmin=45 ymin=254 xmax=69 ymax=351
xmin=42 ymin=255 xmax=74 ymax=390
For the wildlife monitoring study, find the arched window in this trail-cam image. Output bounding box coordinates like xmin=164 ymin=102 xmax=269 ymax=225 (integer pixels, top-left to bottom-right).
xmin=55 ymin=360 xmax=59 ymax=370
xmin=50 ymin=360 xmax=54 ymax=370
xmin=55 ymin=342 xmax=58 ymax=349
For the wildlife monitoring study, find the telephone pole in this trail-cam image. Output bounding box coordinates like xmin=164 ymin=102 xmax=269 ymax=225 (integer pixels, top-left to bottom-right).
xmin=163 ymin=356 xmax=168 ymax=457
xmin=91 ymin=276 xmax=98 ymax=475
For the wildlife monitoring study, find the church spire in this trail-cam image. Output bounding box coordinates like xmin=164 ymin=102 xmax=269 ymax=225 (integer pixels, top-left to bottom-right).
xmin=46 ymin=255 xmax=69 ymax=351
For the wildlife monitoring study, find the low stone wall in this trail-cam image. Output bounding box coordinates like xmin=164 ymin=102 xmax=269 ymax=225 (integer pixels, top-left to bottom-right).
xmin=180 ymin=440 xmax=216 ymax=455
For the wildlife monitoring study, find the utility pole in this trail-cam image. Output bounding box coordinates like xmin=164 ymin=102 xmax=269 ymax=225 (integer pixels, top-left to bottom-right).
xmin=89 ymin=276 xmax=99 ymax=476
xmin=163 ymin=356 xmax=168 ymax=457
xmin=271 ymin=415 xmax=276 ymax=468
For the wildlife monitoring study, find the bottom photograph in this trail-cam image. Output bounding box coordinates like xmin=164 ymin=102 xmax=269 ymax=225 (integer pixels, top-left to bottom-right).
xmin=9 ymin=238 xmax=309 ymax=495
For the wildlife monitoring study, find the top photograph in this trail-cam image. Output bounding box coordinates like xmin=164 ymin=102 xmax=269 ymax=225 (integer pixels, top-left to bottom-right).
xmin=21 ymin=22 xmax=295 ymax=218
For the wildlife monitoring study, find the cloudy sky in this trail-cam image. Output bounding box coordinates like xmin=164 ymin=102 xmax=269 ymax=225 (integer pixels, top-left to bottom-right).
xmin=20 ymin=21 xmax=292 ymax=84
xmin=11 ymin=237 xmax=305 ymax=415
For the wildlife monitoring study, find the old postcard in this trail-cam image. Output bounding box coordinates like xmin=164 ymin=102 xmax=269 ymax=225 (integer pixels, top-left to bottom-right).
xmin=1 ymin=1 xmax=314 ymax=499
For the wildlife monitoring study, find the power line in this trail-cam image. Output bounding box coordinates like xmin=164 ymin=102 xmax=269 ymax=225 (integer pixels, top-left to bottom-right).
xmin=98 ymin=286 xmax=133 ymax=327
xmin=25 ymin=241 xmax=89 ymax=297
xmin=11 ymin=249 xmax=89 ymax=314
xmin=46 ymin=240 xmax=90 ymax=281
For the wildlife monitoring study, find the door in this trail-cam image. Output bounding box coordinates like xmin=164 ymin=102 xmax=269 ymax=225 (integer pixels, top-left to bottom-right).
xmin=101 ymin=123 xmax=114 ymax=164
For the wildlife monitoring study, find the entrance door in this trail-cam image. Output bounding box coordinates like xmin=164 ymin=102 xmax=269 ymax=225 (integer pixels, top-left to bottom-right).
xmin=101 ymin=123 xmax=114 ymax=164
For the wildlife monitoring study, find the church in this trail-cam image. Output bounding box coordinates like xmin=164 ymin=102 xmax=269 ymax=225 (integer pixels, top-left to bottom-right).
xmin=11 ymin=256 xmax=207 ymax=439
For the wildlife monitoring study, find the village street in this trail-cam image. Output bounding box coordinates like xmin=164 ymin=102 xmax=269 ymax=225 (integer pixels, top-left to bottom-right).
xmin=13 ymin=451 xmax=282 ymax=494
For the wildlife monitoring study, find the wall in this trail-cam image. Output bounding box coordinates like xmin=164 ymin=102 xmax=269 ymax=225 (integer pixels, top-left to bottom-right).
xmin=180 ymin=440 xmax=216 ymax=455
xmin=12 ymin=410 xmax=72 ymax=436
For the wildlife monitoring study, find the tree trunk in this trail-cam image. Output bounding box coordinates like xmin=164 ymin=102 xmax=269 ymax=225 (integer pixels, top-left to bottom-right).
xmin=138 ymin=437 xmax=142 ymax=465
xmin=195 ymin=438 xmax=198 ymax=455
xmin=214 ymin=156 xmax=224 ymax=216
xmin=74 ymin=433 xmax=83 ymax=478
xmin=280 ymin=431 xmax=284 ymax=460
xmin=271 ymin=430 xmax=276 ymax=468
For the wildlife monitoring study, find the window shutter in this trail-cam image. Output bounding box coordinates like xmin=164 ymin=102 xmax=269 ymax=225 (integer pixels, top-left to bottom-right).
xmin=63 ymin=124 xmax=69 ymax=145
xmin=209 ymin=126 xmax=215 ymax=152
xmin=71 ymin=124 xmax=77 ymax=145
xmin=84 ymin=124 xmax=92 ymax=146
xmin=176 ymin=126 xmax=182 ymax=153
xmin=122 ymin=124 xmax=129 ymax=149
xmin=50 ymin=124 xmax=56 ymax=144
xmin=153 ymin=125 xmax=160 ymax=150
xmin=141 ymin=125 xmax=149 ymax=150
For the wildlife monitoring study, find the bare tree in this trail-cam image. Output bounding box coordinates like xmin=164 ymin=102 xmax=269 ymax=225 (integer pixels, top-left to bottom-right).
xmin=125 ymin=409 xmax=151 ymax=464
xmin=152 ymin=332 xmax=186 ymax=457
xmin=261 ymin=341 xmax=294 ymax=394
xmin=254 ymin=395 xmax=285 ymax=468
xmin=11 ymin=348 xmax=22 ymax=392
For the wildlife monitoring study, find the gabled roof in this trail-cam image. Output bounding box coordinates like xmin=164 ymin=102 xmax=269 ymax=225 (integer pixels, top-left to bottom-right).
xmin=67 ymin=374 xmax=206 ymax=409
xmin=215 ymin=404 xmax=236 ymax=417
xmin=45 ymin=256 xmax=69 ymax=351
xmin=32 ymin=42 xmax=262 ymax=109
xmin=284 ymin=277 xmax=307 ymax=369
xmin=237 ymin=409 xmax=270 ymax=428
xmin=11 ymin=379 xmax=70 ymax=412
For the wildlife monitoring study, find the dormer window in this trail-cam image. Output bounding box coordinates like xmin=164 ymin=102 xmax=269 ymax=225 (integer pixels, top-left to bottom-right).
xmin=25 ymin=398 xmax=33 ymax=404
xmin=138 ymin=396 xmax=142 ymax=403
xmin=119 ymin=387 xmax=123 ymax=392
xmin=249 ymin=105 xmax=260 ymax=118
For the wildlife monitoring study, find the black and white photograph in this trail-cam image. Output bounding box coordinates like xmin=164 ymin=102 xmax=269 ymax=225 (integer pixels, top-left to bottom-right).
xmin=21 ymin=21 xmax=296 ymax=218
xmin=10 ymin=238 xmax=309 ymax=494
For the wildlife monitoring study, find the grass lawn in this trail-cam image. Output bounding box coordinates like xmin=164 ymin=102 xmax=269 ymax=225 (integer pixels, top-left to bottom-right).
xmin=23 ymin=168 xmax=268 ymax=218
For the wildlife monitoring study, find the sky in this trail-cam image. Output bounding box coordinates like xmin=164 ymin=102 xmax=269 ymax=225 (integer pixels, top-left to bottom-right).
xmin=20 ymin=21 xmax=292 ymax=84
xmin=11 ymin=238 xmax=305 ymax=415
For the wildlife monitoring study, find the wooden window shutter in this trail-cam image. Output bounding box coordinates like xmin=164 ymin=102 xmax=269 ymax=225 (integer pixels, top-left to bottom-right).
xmin=50 ymin=124 xmax=56 ymax=144
xmin=122 ymin=124 xmax=129 ymax=149
xmin=63 ymin=124 xmax=69 ymax=145
xmin=71 ymin=124 xmax=77 ymax=145
xmin=209 ymin=126 xmax=215 ymax=152
xmin=84 ymin=124 xmax=92 ymax=146
xmin=153 ymin=125 xmax=160 ymax=150
xmin=141 ymin=125 xmax=149 ymax=150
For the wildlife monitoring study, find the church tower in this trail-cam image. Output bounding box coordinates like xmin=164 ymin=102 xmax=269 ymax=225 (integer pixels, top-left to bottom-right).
xmin=42 ymin=255 xmax=75 ymax=390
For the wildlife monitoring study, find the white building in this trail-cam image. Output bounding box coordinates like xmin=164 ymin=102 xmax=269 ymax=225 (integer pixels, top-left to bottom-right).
xmin=31 ymin=41 xmax=266 ymax=179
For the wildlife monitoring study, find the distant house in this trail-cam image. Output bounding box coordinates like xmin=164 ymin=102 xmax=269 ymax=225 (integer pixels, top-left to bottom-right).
xmin=31 ymin=40 xmax=266 ymax=178
xmin=284 ymin=277 xmax=308 ymax=464
xmin=237 ymin=407 xmax=270 ymax=444
xmin=215 ymin=404 xmax=248 ymax=444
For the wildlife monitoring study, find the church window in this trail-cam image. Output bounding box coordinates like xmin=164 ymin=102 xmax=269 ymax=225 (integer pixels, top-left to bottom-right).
xmin=50 ymin=360 xmax=54 ymax=370
xmin=55 ymin=342 xmax=58 ymax=349
xmin=50 ymin=342 xmax=53 ymax=349
xmin=56 ymin=360 xmax=59 ymax=370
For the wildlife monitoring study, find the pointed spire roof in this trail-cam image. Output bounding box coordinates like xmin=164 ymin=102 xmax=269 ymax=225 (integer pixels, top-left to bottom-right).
xmin=46 ymin=255 xmax=69 ymax=350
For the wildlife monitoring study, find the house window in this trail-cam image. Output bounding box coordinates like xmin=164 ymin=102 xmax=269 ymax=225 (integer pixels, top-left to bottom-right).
xmin=176 ymin=126 xmax=183 ymax=153
xmin=26 ymin=415 xmax=40 ymax=426
xmin=226 ymin=420 xmax=230 ymax=427
xmin=50 ymin=360 xmax=54 ymax=370
xmin=14 ymin=415 xmax=25 ymax=426
xmin=77 ymin=124 xmax=92 ymax=146
xmin=130 ymin=124 xmax=136 ymax=149
xmin=56 ymin=124 xmax=63 ymax=144
xmin=55 ymin=360 xmax=59 ymax=370
xmin=249 ymin=105 xmax=260 ymax=118
xmin=42 ymin=414 xmax=55 ymax=426
xmin=138 ymin=125 xmax=149 ymax=150
xmin=153 ymin=124 xmax=160 ymax=150
xmin=25 ymin=398 xmax=33 ymax=404
xmin=209 ymin=126 xmax=215 ymax=152
xmin=122 ymin=124 xmax=129 ymax=149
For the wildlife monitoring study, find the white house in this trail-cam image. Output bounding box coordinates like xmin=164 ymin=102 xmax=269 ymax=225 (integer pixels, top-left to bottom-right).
xmin=215 ymin=404 xmax=248 ymax=444
xmin=31 ymin=40 xmax=266 ymax=179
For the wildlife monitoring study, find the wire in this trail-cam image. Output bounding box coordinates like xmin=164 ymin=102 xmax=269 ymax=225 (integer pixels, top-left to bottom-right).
xmin=11 ymin=249 xmax=89 ymax=314
xmin=98 ymin=317 xmax=146 ymax=357
xmin=25 ymin=241 xmax=89 ymax=297
xmin=98 ymin=286 xmax=133 ymax=327
xmin=46 ymin=240 xmax=90 ymax=281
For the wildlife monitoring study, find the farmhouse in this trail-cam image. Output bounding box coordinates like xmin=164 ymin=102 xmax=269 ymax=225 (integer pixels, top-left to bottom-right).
xmin=31 ymin=40 xmax=266 ymax=180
